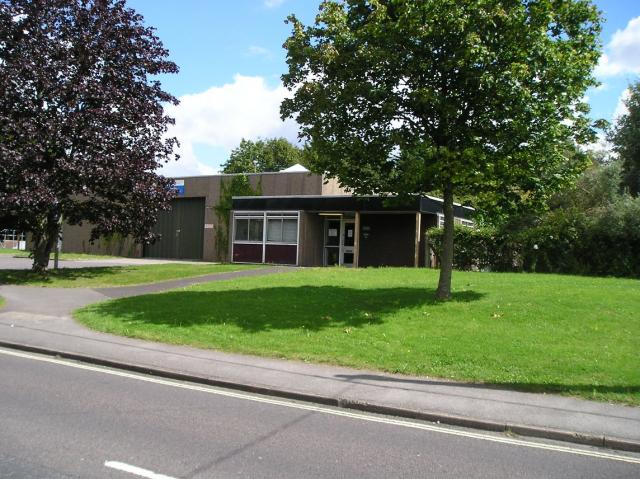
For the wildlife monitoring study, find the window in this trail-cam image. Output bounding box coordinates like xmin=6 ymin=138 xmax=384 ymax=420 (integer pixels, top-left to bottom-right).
xmin=266 ymin=217 xmax=298 ymax=243
xmin=459 ymin=218 xmax=474 ymax=228
xmin=437 ymin=214 xmax=473 ymax=228
xmin=283 ymin=219 xmax=297 ymax=242
xmin=325 ymin=219 xmax=340 ymax=246
xmin=454 ymin=217 xmax=474 ymax=228
xmin=235 ymin=218 xmax=249 ymax=241
xmin=234 ymin=217 xmax=263 ymax=242
xmin=233 ymin=212 xmax=299 ymax=265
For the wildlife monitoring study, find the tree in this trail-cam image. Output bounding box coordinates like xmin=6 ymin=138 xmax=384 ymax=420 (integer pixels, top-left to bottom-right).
xmin=609 ymin=81 xmax=640 ymax=197
xmin=220 ymin=137 xmax=309 ymax=173
xmin=549 ymin=156 xmax=625 ymax=211
xmin=281 ymin=0 xmax=601 ymax=299
xmin=0 ymin=0 xmax=179 ymax=272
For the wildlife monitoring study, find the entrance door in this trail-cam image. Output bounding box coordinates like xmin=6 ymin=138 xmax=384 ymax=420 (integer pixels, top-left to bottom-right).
xmin=340 ymin=220 xmax=355 ymax=267
xmin=324 ymin=219 xmax=341 ymax=266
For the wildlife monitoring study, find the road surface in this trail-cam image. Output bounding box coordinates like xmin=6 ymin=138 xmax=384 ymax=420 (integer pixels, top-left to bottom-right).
xmin=0 ymin=347 xmax=638 ymax=478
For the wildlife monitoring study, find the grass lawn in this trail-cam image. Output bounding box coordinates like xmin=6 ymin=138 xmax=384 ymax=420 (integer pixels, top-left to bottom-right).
xmin=0 ymin=263 xmax=262 ymax=288
xmin=0 ymin=248 xmax=118 ymax=261
xmin=74 ymin=268 xmax=640 ymax=405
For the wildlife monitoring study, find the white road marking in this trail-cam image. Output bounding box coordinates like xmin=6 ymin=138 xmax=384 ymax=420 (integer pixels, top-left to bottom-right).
xmin=104 ymin=461 xmax=177 ymax=479
xmin=2 ymin=347 xmax=640 ymax=465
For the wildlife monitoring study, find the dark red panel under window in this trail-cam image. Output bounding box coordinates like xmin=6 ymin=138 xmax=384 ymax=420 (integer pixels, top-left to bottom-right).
xmin=265 ymin=244 xmax=297 ymax=265
xmin=233 ymin=243 xmax=262 ymax=263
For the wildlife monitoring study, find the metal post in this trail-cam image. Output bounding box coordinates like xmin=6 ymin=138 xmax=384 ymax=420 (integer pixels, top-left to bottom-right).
xmin=54 ymin=219 xmax=63 ymax=270
xmin=354 ymin=211 xmax=360 ymax=268
xmin=414 ymin=212 xmax=421 ymax=268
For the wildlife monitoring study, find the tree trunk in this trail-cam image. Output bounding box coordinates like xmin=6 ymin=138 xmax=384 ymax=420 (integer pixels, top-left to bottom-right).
xmin=31 ymin=212 xmax=61 ymax=273
xmin=436 ymin=182 xmax=454 ymax=300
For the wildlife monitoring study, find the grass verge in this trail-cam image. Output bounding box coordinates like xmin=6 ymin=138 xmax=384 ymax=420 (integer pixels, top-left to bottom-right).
xmin=75 ymin=268 xmax=640 ymax=405
xmin=0 ymin=263 xmax=262 ymax=288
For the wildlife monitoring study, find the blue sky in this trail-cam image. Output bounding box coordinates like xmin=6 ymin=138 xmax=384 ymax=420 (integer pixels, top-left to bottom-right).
xmin=126 ymin=0 xmax=640 ymax=175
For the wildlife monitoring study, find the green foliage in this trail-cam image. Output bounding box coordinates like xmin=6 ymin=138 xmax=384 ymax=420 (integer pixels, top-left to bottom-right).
xmin=282 ymin=0 xmax=601 ymax=201
xmin=578 ymin=197 xmax=640 ymax=276
xmin=549 ymin=158 xmax=624 ymax=210
xmin=101 ymin=233 xmax=129 ymax=257
xmin=281 ymin=0 xmax=602 ymax=297
xmin=609 ymin=81 xmax=640 ymax=196
xmin=214 ymin=175 xmax=261 ymax=261
xmin=428 ymin=162 xmax=640 ymax=277
xmin=221 ymin=138 xmax=309 ymax=173
xmin=427 ymin=226 xmax=517 ymax=272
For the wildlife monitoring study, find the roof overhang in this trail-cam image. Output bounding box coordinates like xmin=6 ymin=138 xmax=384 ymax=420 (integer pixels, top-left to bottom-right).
xmin=232 ymin=195 xmax=474 ymax=219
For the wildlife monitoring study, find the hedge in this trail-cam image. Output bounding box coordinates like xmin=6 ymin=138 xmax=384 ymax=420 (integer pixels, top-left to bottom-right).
xmin=427 ymin=197 xmax=640 ymax=277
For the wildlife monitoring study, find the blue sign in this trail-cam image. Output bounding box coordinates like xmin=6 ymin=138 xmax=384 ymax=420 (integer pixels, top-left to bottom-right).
xmin=175 ymin=180 xmax=185 ymax=196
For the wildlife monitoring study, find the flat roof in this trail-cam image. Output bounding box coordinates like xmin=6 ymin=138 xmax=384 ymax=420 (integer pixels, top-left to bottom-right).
xmin=232 ymin=195 xmax=474 ymax=218
xmin=170 ymin=170 xmax=319 ymax=181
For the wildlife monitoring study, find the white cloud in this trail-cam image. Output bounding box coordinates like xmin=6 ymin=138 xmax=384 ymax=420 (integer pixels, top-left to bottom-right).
xmin=160 ymin=75 xmax=298 ymax=176
xmin=264 ymin=0 xmax=285 ymax=8
xmin=248 ymin=45 xmax=272 ymax=58
xmin=613 ymin=88 xmax=630 ymax=119
xmin=596 ymin=16 xmax=640 ymax=76
xmin=582 ymin=131 xmax=611 ymax=155
xmin=159 ymin=141 xmax=217 ymax=177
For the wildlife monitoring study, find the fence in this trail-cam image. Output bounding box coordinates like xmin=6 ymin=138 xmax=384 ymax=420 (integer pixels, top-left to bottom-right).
xmin=0 ymin=229 xmax=26 ymax=250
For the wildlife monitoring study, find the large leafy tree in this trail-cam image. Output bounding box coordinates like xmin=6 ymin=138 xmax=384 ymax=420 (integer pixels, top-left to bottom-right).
xmin=221 ymin=137 xmax=310 ymax=173
xmin=0 ymin=0 xmax=178 ymax=272
xmin=281 ymin=0 xmax=601 ymax=299
xmin=609 ymin=81 xmax=640 ymax=197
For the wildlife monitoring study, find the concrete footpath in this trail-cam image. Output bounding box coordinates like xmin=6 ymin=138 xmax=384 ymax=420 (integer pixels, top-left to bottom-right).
xmin=0 ymin=267 xmax=639 ymax=453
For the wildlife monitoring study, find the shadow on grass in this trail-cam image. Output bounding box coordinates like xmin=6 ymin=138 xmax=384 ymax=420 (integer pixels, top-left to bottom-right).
xmin=83 ymin=286 xmax=484 ymax=333
xmin=0 ymin=267 xmax=126 ymax=285
xmin=334 ymin=373 xmax=640 ymax=398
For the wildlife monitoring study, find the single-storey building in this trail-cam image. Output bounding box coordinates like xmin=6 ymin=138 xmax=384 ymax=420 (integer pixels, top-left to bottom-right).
xmin=61 ymin=166 xmax=473 ymax=267
xmin=231 ymin=194 xmax=473 ymax=267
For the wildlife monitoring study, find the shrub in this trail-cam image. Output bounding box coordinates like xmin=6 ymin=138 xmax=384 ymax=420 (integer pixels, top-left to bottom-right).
xmin=426 ymin=226 xmax=514 ymax=271
xmin=427 ymin=196 xmax=640 ymax=277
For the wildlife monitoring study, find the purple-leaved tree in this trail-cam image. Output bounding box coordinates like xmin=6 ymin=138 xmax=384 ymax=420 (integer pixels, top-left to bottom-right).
xmin=0 ymin=0 xmax=179 ymax=272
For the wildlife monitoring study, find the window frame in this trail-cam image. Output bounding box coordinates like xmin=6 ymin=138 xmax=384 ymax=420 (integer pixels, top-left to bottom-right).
xmin=266 ymin=214 xmax=299 ymax=245
xmin=437 ymin=213 xmax=474 ymax=228
xmin=233 ymin=214 xmax=264 ymax=244
xmin=232 ymin=211 xmax=300 ymax=264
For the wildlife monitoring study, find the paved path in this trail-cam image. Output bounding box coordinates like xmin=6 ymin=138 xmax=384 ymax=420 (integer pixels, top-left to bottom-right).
xmin=0 ymin=263 xmax=638 ymax=452
xmin=3 ymin=350 xmax=638 ymax=479
xmin=0 ymin=266 xmax=291 ymax=316
xmin=0 ymin=254 xmax=203 ymax=270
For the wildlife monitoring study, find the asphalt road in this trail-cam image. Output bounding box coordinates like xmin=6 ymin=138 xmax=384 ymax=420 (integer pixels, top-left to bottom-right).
xmin=0 ymin=348 xmax=638 ymax=479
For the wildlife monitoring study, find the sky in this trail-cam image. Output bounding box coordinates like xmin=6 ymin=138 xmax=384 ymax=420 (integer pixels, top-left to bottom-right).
xmin=125 ymin=0 xmax=640 ymax=176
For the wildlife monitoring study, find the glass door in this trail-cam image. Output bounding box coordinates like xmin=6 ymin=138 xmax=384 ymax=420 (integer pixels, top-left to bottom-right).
xmin=324 ymin=219 xmax=341 ymax=266
xmin=341 ymin=220 xmax=355 ymax=267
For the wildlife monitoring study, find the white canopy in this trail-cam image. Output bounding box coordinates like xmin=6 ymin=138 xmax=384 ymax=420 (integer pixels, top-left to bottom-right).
xmin=280 ymin=163 xmax=310 ymax=172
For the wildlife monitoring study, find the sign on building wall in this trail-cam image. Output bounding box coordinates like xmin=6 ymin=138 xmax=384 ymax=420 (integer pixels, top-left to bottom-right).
xmin=174 ymin=179 xmax=185 ymax=197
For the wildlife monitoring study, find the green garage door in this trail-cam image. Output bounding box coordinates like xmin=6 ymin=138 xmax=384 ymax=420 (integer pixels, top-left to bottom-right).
xmin=144 ymin=198 xmax=205 ymax=260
